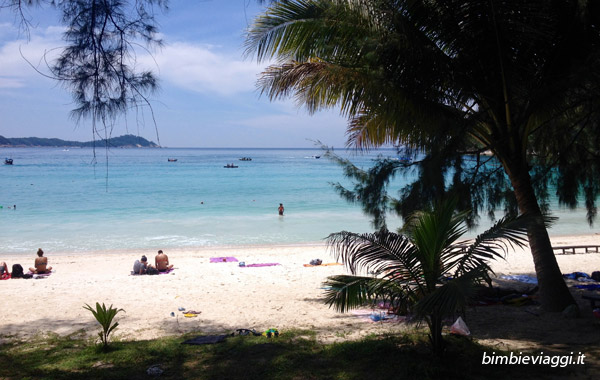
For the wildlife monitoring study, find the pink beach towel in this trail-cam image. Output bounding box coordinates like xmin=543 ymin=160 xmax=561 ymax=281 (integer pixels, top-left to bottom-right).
xmin=241 ymin=263 xmax=280 ymax=268
xmin=210 ymin=257 xmax=238 ymax=263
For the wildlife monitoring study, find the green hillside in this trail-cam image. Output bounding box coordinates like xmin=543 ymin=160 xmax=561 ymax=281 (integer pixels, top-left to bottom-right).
xmin=0 ymin=134 xmax=159 ymax=148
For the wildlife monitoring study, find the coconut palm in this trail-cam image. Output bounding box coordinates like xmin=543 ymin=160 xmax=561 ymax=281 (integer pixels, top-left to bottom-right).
xmin=246 ymin=0 xmax=600 ymax=311
xmin=323 ymin=199 xmax=530 ymax=354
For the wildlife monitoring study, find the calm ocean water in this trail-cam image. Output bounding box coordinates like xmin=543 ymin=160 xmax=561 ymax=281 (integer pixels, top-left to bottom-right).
xmin=0 ymin=147 xmax=596 ymax=255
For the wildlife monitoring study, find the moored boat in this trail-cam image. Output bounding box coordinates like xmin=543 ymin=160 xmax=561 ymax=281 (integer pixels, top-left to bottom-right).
xmin=4 ymin=158 xmax=13 ymax=165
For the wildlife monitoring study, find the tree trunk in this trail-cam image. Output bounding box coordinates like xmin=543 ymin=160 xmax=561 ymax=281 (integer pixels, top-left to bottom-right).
xmin=507 ymin=165 xmax=576 ymax=311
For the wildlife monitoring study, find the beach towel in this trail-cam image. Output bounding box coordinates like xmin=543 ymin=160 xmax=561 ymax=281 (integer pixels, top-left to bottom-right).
xmin=241 ymin=263 xmax=280 ymax=268
xmin=563 ymin=272 xmax=596 ymax=282
xmin=27 ymin=271 xmax=52 ymax=278
xmin=574 ymin=284 xmax=600 ymax=291
xmin=210 ymin=257 xmax=238 ymax=263
xmin=499 ymin=274 xmax=538 ymax=284
xmin=303 ymin=263 xmax=342 ymax=267
xmin=182 ymin=334 xmax=230 ymax=345
xmin=350 ymin=309 xmax=403 ymax=323
xmin=130 ymin=268 xmax=174 ymax=276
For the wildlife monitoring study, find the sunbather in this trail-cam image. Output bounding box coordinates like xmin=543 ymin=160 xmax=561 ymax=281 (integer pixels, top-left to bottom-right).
xmin=133 ymin=255 xmax=153 ymax=275
xmin=155 ymin=250 xmax=173 ymax=272
xmin=29 ymin=248 xmax=52 ymax=274
xmin=0 ymin=261 xmax=8 ymax=277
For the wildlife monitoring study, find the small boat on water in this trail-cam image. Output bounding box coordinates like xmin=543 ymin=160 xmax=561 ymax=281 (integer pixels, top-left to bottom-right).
xmin=224 ymin=164 xmax=239 ymax=168
xmin=4 ymin=158 xmax=13 ymax=165
xmin=239 ymin=157 xmax=252 ymax=161
xmin=168 ymin=158 xmax=178 ymax=162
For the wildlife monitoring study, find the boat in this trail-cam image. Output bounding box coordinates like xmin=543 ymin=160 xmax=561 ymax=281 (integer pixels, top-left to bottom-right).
xmin=168 ymin=158 xmax=178 ymax=162
xmin=224 ymin=164 xmax=239 ymax=168
xmin=238 ymin=157 xmax=252 ymax=161
xmin=4 ymin=158 xmax=13 ymax=165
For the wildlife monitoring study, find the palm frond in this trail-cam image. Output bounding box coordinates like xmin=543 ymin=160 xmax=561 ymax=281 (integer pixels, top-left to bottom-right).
xmin=327 ymin=230 xmax=427 ymax=291
xmin=414 ymin=267 xmax=487 ymax=319
xmin=445 ymin=213 xmax=532 ymax=277
xmin=322 ymin=275 xmax=408 ymax=312
xmin=245 ymin=0 xmax=378 ymax=63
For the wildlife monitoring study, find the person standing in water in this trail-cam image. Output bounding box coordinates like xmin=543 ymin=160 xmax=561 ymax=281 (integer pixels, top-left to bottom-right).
xmin=278 ymin=203 xmax=284 ymax=216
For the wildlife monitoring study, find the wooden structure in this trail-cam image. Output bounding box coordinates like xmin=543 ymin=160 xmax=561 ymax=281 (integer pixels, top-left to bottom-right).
xmin=552 ymin=245 xmax=600 ymax=255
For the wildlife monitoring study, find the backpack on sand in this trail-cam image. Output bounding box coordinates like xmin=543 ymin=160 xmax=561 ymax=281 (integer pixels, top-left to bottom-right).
xmin=11 ymin=264 xmax=24 ymax=278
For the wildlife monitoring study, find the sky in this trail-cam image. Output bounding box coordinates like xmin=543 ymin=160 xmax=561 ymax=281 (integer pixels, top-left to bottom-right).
xmin=0 ymin=1 xmax=350 ymax=148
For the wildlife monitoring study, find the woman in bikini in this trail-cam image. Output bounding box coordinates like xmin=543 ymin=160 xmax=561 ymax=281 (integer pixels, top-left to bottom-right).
xmin=29 ymin=248 xmax=52 ymax=274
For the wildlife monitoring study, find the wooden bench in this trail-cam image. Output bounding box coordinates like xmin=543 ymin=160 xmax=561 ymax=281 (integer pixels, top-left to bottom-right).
xmin=552 ymin=245 xmax=600 ymax=255
xmin=582 ymin=294 xmax=600 ymax=308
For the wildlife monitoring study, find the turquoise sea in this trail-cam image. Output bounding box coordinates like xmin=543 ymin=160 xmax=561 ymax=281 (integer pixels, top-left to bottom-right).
xmin=0 ymin=147 xmax=596 ymax=255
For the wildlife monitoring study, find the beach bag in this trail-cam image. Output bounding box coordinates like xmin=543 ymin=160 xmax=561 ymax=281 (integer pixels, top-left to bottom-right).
xmin=11 ymin=264 xmax=23 ymax=278
xmin=147 ymin=266 xmax=159 ymax=275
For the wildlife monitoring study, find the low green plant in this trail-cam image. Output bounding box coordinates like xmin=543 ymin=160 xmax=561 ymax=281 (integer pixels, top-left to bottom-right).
xmin=83 ymin=302 xmax=125 ymax=350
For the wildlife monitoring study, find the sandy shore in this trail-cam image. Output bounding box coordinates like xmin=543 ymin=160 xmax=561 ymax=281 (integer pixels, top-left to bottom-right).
xmin=1 ymin=234 xmax=600 ymax=344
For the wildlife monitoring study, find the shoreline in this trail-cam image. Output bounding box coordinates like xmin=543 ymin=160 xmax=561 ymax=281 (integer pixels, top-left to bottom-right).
xmin=2 ymin=229 xmax=598 ymax=257
xmin=1 ymin=233 xmax=600 ymax=344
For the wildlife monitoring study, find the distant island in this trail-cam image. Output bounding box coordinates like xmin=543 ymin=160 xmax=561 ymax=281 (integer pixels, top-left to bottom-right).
xmin=0 ymin=134 xmax=159 ymax=148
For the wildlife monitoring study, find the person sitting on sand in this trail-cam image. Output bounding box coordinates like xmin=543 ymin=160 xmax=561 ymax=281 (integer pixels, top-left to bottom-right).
xmin=133 ymin=255 xmax=152 ymax=275
xmin=29 ymin=248 xmax=52 ymax=274
xmin=0 ymin=261 xmax=8 ymax=278
xmin=155 ymin=250 xmax=173 ymax=272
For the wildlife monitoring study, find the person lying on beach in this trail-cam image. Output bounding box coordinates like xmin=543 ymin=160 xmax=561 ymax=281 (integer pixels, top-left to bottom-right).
xmin=0 ymin=261 xmax=8 ymax=278
xmin=155 ymin=250 xmax=173 ymax=272
xmin=29 ymin=248 xmax=52 ymax=274
xmin=133 ymin=255 xmax=153 ymax=275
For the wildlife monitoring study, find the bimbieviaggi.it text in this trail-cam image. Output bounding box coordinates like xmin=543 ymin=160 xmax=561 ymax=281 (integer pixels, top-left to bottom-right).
xmin=482 ymin=352 xmax=585 ymax=367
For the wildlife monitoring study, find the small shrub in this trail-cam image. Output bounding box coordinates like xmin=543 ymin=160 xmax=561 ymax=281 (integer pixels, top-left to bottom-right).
xmin=83 ymin=302 xmax=125 ymax=350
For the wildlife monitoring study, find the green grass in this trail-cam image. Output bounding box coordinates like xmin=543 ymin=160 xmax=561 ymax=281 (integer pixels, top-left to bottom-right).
xmin=0 ymin=330 xmax=584 ymax=380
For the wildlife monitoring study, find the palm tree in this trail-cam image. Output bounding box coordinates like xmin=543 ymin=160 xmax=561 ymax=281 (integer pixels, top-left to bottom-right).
xmin=246 ymin=0 xmax=600 ymax=311
xmin=323 ymin=199 xmax=530 ymax=355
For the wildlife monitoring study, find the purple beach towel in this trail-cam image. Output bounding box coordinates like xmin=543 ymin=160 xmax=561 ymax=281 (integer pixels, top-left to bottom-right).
xmin=210 ymin=257 xmax=238 ymax=263
xmin=242 ymin=263 xmax=280 ymax=268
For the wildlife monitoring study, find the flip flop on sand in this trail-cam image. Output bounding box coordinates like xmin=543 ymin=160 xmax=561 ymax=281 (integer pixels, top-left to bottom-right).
xmin=183 ymin=313 xmax=198 ymax=318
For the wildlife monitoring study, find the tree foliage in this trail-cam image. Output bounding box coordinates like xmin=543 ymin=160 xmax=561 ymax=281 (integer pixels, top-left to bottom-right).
xmin=324 ymin=199 xmax=530 ymax=354
xmin=246 ymin=0 xmax=600 ymax=311
xmin=3 ymin=0 xmax=167 ymax=144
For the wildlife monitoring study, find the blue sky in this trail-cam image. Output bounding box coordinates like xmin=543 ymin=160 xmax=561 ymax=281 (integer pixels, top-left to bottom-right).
xmin=0 ymin=1 xmax=350 ymax=147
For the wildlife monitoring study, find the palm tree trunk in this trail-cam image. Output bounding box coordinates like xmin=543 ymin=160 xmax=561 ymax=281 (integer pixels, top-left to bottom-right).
xmin=507 ymin=165 xmax=575 ymax=311
xmin=429 ymin=313 xmax=444 ymax=356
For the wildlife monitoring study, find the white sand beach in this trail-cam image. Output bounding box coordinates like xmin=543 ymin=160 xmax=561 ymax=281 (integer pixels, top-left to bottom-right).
xmin=1 ymin=234 xmax=600 ymax=344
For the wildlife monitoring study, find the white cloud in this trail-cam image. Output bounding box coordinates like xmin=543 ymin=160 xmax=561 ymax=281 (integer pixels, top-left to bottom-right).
xmin=0 ymin=76 xmax=24 ymax=88
xmin=141 ymin=41 xmax=265 ymax=96
xmin=0 ymin=25 xmax=63 ymax=84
